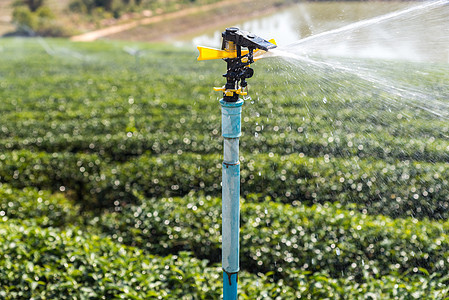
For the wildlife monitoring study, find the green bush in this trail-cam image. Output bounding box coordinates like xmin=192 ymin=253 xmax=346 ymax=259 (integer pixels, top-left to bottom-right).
xmin=282 ymin=270 xmax=449 ymax=299
xmin=11 ymin=6 xmax=68 ymax=36
xmin=12 ymin=6 xmax=37 ymax=33
xmin=1 ymin=220 xmax=448 ymax=299
xmin=100 ymin=152 xmax=449 ymax=219
xmin=0 ymin=220 xmax=340 ymax=299
xmin=0 ymin=150 xmax=106 ymax=209
xmin=0 ymin=221 xmax=222 ymax=299
xmin=0 ymin=184 xmax=79 ymax=227
xmin=97 ymin=193 xmax=449 ymax=280
xmin=2 ymin=125 xmax=448 ymax=164
xmin=1 ymin=149 xmax=448 ymax=218
xmin=69 ymin=0 xmax=140 ymax=18
xmin=13 ymin=0 xmax=45 ymax=12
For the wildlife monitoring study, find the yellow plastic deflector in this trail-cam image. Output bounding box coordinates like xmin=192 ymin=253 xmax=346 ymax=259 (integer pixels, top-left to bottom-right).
xmin=197 ymin=39 xmax=276 ymax=61
xmin=197 ymin=47 xmax=236 ymax=61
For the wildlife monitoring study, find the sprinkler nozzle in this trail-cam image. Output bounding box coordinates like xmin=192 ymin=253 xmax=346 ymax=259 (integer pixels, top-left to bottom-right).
xmin=197 ymin=27 xmax=276 ymax=102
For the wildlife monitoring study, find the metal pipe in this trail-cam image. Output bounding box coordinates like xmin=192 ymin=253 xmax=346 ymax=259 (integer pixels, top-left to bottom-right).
xmin=220 ymin=98 xmax=243 ymax=300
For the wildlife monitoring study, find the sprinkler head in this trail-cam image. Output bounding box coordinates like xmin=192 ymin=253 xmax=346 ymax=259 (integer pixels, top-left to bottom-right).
xmin=197 ymin=28 xmax=276 ymax=102
xmin=220 ymin=28 xmax=276 ymax=102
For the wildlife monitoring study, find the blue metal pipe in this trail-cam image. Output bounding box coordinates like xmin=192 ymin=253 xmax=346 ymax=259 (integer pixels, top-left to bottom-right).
xmin=220 ymin=99 xmax=243 ymax=300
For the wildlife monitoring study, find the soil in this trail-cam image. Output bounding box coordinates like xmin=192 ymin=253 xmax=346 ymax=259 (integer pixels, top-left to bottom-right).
xmin=0 ymin=1 xmax=14 ymax=36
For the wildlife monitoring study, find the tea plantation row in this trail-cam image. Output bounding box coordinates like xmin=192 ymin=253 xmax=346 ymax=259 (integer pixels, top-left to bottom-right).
xmin=1 ymin=150 xmax=448 ymax=219
xmin=4 ymin=220 xmax=448 ymax=299
xmin=98 ymin=193 xmax=449 ymax=280
xmin=1 ymin=184 xmax=449 ymax=299
xmin=1 ymin=38 xmax=449 ymax=298
xmin=0 ymin=39 xmax=448 ymax=164
xmin=1 ymin=125 xmax=448 ymax=164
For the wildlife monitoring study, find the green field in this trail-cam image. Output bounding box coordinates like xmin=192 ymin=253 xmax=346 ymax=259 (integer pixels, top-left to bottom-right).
xmin=0 ymin=38 xmax=449 ymax=299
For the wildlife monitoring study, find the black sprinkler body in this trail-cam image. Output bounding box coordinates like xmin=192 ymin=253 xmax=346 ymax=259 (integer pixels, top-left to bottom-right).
xmin=197 ymin=28 xmax=277 ymax=102
xmin=221 ymin=27 xmax=277 ymax=102
xmin=221 ymin=27 xmax=276 ymax=52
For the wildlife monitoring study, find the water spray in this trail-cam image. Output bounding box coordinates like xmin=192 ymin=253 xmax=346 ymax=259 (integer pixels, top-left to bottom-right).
xmin=197 ymin=28 xmax=276 ymax=299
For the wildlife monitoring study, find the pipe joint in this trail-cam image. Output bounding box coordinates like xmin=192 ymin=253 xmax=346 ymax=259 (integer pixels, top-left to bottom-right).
xmin=220 ymin=99 xmax=243 ymax=138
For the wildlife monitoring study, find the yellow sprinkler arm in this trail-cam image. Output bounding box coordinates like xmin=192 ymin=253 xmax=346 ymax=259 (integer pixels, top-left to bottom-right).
xmin=197 ymin=39 xmax=276 ymax=61
xmin=197 ymin=46 xmax=237 ymax=61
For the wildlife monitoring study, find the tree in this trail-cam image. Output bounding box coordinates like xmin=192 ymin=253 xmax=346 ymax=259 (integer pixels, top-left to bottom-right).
xmin=14 ymin=0 xmax=45 ymax=12
xmin=94 ymin=0 xmax=113 ymax=11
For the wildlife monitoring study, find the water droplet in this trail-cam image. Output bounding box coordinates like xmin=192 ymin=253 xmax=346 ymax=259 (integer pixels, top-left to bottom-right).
xmin=336 ymin=248 xmax=341 ymax=256
xmin=323 ymin=97 xmax=327 ymax=103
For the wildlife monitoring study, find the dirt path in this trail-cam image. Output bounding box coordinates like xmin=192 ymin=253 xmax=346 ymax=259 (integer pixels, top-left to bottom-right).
xmin=0 ymin=1 xmax=14 ymax=36
xmin=70 ymin=0 xmax=251 ymax=42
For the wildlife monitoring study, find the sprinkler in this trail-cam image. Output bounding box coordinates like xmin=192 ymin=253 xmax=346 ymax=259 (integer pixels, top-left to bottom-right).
xmin=197 ymin=27 xmax=276 ymax=299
